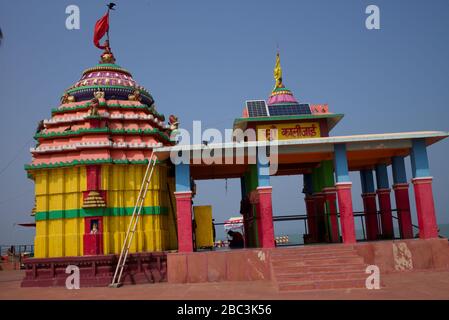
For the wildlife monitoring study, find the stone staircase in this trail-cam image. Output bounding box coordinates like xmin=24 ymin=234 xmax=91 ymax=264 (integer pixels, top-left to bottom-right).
xmin=271 ymin=244 xmax=369 ymax=291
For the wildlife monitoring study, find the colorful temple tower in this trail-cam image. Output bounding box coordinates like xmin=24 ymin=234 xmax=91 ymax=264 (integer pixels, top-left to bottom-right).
xmin=25 ymin=47 xmax=178 ymax=259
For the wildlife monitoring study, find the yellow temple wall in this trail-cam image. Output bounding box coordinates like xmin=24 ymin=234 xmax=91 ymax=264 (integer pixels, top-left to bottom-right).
xmin=33 ymin=163 xmax=177 ymax=258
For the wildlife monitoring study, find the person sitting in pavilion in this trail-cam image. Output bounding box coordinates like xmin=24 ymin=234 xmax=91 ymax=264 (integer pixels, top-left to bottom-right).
xmin=227 ymin=230 xmax=244 ymax=249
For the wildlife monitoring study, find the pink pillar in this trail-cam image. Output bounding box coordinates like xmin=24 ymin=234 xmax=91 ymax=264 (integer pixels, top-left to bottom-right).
xmin=257 ymin=186 xmax=275 ymax=248
xmin=174 ymin=191 xmax=193 ymax=252
xmin=305 ymin=195 xmax=318 ymax=241
xmin=362 ymin=192 xmax=379 ymax=241
xmin=335 ymin=182 xmax=356 ymax=244
xmin=377 ymin=188 xmax=394 ymax=239
xmin=393 ymin=183 xmax=414 ymax=239
xmin=412 ymin=177 xmax=438 ymax=239
xmin=323 ymin=187 xmax=340 ymax=243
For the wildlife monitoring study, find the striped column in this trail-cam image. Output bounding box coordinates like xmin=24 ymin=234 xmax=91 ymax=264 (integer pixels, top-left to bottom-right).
xmin=375 ymin=164 xmax=394 ymax=239
xmin=411 ymin=139 xmax=438 ymax=239
xmin=360 ymin=169 xmax=379 ymax=241
xmin=392 ymin=156 xmax=413 ymax=239
xmin=175 ymin=163 xmax=193 ymax=252
xmin=333 ymin=144 xmax=356 ymax=244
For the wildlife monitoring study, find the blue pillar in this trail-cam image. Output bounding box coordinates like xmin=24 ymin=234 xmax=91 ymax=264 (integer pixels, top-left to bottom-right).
xmin=257 ymin=159 xmax=270 ymax=187
xmin=174 ymin=162 xmax=193 ymax=252
xmin=411 ymin=138 xmax=430 ymax=178
xmin=375 ymin=164 xmax=394 ymax=238
xmin=391 ymin=156 xmax=413 ymax=239
xmin=375 ymin=164 xmax=390 ymax=190
xmin=256 ymin=151 xmax=274 ymax=248
xmin=392 ymin=156 xmax=407 ymax=184
xmin=410 ymin=138 xmax=438 ymax=239
xmin=333 ymin=143 xmax=356 ymax=243
xmin=334 ymin=144 xmax=350 ymax=183
xmin=175 ymin=163 xmax=191 ymax=192
xmin=360 ymin=169 xmax=378 ymax=240
xmin=360 ymin=169 xmax=375 ymax=193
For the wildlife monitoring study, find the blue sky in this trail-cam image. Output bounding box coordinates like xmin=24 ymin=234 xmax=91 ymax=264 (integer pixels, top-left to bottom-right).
xmin=0 ymin=0 xmax=448 ymax=244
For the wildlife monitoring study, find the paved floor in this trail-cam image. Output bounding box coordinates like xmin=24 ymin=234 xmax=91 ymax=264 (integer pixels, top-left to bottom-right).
xmin=1 ymin=269 xmax=449 ymax=300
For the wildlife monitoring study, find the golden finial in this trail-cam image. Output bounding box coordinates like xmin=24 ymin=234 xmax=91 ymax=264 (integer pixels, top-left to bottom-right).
xmin=274 ymin=51 xmax=283 ymax=89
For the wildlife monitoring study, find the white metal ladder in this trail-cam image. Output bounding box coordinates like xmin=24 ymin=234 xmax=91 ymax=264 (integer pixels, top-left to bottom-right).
xmin=110 ymin=151 xmax=157 ymax=288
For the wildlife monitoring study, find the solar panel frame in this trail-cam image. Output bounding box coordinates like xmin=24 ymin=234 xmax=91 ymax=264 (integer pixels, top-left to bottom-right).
xmin=246 ymin=100 xmax=269 ymax=118
xmin=268 ymin=103 xmax=311 ymax=116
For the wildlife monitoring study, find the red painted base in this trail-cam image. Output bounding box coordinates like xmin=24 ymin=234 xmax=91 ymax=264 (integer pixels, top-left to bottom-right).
xmin=174 ymin=191 xmax=193 ymax=252
xmin=393 ymin=183 xmax=414 ymax=239
xmin=362 ymin=193 xmax=379 ymax=241
xmin=335 ymin=182 xmax=356 ymax=244
xmin=257 ymin=187 xmax=275 ymax=248
xmin=304 ymin=196 xmax=318 ymax=242
xmin=412 ymin=177 xmax=439 ymax=239
xmin=323 ymin=188 xmax=340 ymax=243
xmin=314 ymin=193 xmax=327 ymax=242
xmin=21 ymin=252 xmax=167 ymax=287
xmin=377 ymin=189 xmax=394 ymax=239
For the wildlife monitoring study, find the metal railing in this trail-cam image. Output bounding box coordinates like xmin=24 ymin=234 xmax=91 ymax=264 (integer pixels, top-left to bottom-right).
xmin=270 ymin=208 xmax=447 ymax=245
xmin=0 ymin=245 xmax=34 ymax=269
xmin=0 ymin=244 xmax=34 ymax=256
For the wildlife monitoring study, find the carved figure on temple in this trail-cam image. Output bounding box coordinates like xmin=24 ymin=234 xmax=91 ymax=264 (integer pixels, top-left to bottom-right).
xmin=89 ymin=98 xmax=100 ymax=116
xmin=168 ymin=114 xmax=179 ymax=131
xmin=128 ymin=89 xmax=141 ymax=101
xmin=60 ymin=92 xmax=75 ymax=104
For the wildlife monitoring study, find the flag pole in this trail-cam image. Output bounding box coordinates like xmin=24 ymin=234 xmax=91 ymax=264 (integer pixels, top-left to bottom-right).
xmin=106 ymin=7 xmax=110 ymax=44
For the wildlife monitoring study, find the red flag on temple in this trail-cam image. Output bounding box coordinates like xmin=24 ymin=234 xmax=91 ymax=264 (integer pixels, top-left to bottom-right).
xmin=93 ymin=12 xmax=109 ymax=49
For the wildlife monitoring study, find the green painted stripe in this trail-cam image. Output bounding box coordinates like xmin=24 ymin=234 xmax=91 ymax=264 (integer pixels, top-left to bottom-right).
xmin=89 ymin=63 xmax=125 ymax=69
xmin=34 ymin=127 xmax=172 ymax=142
xmin=51 ymin=102 xmax=150 ymax=115
xmin=35 ymin=206 xmax=169 ymax=221
xmin=24 ymin=158 xmax=166 ymax=171
xmin=51 ymin=101 xmax=165 ymax=121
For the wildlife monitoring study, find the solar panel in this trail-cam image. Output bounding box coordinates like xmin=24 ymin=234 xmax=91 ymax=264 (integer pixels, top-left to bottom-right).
xmin=246 ymin=100 xmax=268 ymax=117
xmin=268 ymin=103 xmax=311 ymax=116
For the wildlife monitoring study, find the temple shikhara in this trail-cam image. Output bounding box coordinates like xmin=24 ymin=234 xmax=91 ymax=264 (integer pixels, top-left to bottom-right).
xmin=21 ymin=8 xmax=449 ymax=289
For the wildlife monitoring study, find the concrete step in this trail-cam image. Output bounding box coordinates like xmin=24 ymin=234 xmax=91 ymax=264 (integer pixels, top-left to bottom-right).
xmin=271 ymin=250 xmax=358 ymax=258
xmin=272 ymin=256 xmax=365 ymax=267
xmin=278 ymin=278 xmax=367 ymax=291
xmin=276 ymin=270 xmax=368 ymax=282
xmin=271 ymin=252 xmax=360 ymax=262
xmin=272 ymin=245 xmax=355 ymax=256
xmin=273 ymin=263 xmax=367 ymax=274
xmin=271 ymin=250 xmax=360 ymax=261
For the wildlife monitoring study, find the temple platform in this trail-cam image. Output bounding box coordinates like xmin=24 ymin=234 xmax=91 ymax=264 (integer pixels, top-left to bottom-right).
xmin=20 ymin=252 xmax=167 ymax=287
xmin=17 ymin=238 xmax=449 ymax=289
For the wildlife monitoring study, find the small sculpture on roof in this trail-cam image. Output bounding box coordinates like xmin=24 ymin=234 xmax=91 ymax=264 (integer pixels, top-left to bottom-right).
xmin=89 ymin=98 xmax=100 ymax=116
xmin=274 ymin=52 xmax=284 ymax=89
xmin=168 ymin=115 xmax=179 ymax=131
xmin=94 ymin=90 xmax=105 ymax=100
xmin=100 ymin=40 xmax=116 ymax=64
xmin=128 ymin=89 xmax=141 ymax=102
xmin=60 ymin=92 xmax=75 ymax=104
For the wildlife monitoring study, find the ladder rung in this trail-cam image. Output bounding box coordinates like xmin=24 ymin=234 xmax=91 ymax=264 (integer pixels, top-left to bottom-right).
xmin=110 ymin=153 xmax=157 ymax=287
